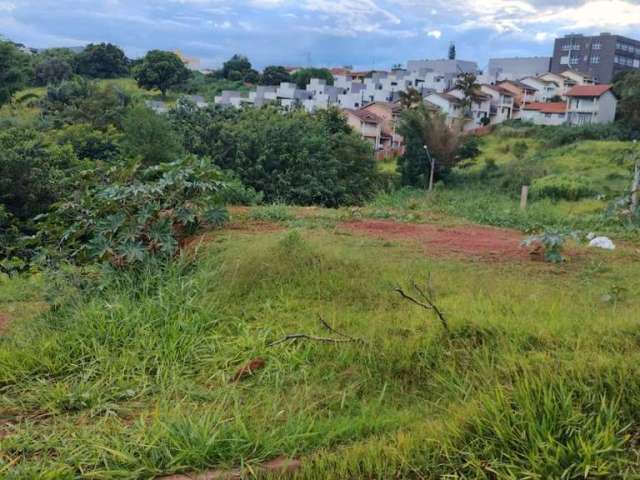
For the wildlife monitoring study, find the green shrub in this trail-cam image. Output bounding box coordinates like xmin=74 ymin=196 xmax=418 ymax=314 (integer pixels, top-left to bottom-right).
xmin=531 ymin=174 xmax=595 ymax=201
xmin=170 ymin=105 xmax=378 ymax=207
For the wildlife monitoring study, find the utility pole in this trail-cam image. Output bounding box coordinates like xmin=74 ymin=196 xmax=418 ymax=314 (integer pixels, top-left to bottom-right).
xmin=424 ymin=145 xmax=435 ymax=191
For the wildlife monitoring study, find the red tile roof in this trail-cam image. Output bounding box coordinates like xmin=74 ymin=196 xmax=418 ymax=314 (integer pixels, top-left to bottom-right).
xmin=523 ymin=102 xmax=567 ymax=114
xmin=566 ymin=85 xmax=612 ymax=97
xmin=344 ymin=108 xmax=384 ymax=124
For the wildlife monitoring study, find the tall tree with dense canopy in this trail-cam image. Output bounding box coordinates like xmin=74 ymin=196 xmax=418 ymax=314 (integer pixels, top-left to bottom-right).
xmin=34 ymin=57 xmax=73 ymax=86
xmin=76 ymin=43 xmax=129 ymax=79
xmin=221 ymin=54 xmax=252 ymax=80
xmin=135 ymin=50 xmax=191 ymax=98
xmin=0 ymin=41 xmax=31 ymax=106
xmin=291 ymin=68 xmax=334 ymax=89
xmin=261 ymin=66 xmax=291 ymax=86
xmin=614 ymin=71 xmax=640 ymax=132
xmin=397 ymin=105 xmax=460 ymax=187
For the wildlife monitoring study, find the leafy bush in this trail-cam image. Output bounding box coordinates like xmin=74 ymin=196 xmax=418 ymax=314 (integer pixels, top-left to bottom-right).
xmin=170 ymin=105 xmax=378 ymax=207
xmin=41 ymin=79 xmax=132 ymax=129
xmin=536 ymin=123 xmax=634 ymax=147
xmin=121 ymin=105 xmax=184 ymax=165
xmin=531 ymin=174 xmax=595 ymax=201
xmin=48 ymin=155 xmax=229 ymax=267
xmin=512 ymin=140 xmax=529 ymax=159
xmin=456 ymin=135 xmax=482 ymax=160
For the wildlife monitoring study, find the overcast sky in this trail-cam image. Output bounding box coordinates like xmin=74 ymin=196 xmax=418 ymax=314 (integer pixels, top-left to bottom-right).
xmin=2 ymin=0 xmax=640 ymax=70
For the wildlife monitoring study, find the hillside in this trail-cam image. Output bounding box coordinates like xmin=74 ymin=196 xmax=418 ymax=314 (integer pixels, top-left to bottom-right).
xmin=2 ymin=209 xmax=640 ymax=478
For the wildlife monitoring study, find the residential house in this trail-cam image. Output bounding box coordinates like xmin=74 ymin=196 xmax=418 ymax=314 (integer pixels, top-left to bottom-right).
xmin=497 ymin=80 xmax=538 ymax=106
xmin=521 ymin=102 xmax=567 ymax=125
xmin=343 ymin=109 xmax=384 ymax=150
xmin=565 ymin=85 xmax=618 ymax=125
xmin=424 ymin=92 xmax=465 ymax=128
xmin=360 ymin=102 xmax=404 ymax=153
xmin=520 ymin=77 xmax=561 ymax=102
xmin=480 ymin=85 xmax=515 ymax=123
xmin=538 ymin=72 xmax=576 ymax=98
xmin=445 ymin=88 xmax=492 ymax=131
xmin=560 ymin=69 xmax=594 ymax=86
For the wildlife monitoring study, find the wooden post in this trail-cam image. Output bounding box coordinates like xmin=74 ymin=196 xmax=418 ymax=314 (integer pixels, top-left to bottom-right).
xmin=429 ymin=157 xmax=436 ymax=192
xmin=631 ymin=162 xmax=639 ymax=215
xmin=520 ymin=185 xmax=529 ymax=210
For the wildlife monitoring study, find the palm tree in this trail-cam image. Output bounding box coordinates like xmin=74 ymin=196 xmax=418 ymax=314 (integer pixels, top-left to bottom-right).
xmin=454 ymin=73 xmax=483 ymax=116
xmin=398 ymin=87 xmax=423 ymax=109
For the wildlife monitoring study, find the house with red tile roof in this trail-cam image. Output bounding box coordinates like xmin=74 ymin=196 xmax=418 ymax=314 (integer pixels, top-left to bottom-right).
xmin=565 ymin=85 xmax=617 ymax=125
xmin=343 ymin=108 xmax=384 ymax=149
xmin=521 ymin=102 xmax=567 ymax=125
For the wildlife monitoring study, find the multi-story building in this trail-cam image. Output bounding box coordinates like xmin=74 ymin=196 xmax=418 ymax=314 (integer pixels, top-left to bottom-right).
xmin=551 ymin=32 xmax=640 ymax=83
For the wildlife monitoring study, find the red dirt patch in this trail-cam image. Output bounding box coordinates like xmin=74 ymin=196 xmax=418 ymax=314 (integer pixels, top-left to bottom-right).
xmin=341 ymin=220 xmax=529 ymax=261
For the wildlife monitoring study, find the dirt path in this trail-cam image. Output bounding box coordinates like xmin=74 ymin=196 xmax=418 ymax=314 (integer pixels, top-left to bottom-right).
xmin=341 ymin=219 xmax=529 ymax=261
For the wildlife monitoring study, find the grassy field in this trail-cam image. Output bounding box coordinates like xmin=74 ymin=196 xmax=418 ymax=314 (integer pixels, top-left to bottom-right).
xmin=2 ymin=210 xmax=640 ymax=478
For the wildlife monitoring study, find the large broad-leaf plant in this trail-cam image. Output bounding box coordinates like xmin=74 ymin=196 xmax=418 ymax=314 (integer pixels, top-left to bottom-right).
xmin=48 ymin=155 xmax=229 ymax=267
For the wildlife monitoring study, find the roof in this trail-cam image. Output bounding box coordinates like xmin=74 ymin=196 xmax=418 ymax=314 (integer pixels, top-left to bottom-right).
xmin=330 ymin=67 xmax=352 ymax=76
xmin=482 ymin=84 xmax=514 ymax=96
xmin=344 ymin=108 xmax=384 ymax=124
xmin=565 ymin=85 xmax=612 ymax=97
xmin=432 ymin=92 xmax=464 ymax=104
xmin=523 ymin=102 xmax=567 ymax=114
xmin=362 ymin=101 xmax=403 ymax=114
xmin=498 ymin=80 xmax=538 ymax=92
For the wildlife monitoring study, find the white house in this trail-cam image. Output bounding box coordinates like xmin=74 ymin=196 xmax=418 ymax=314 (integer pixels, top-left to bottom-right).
xmin=565 ymin=85 xmax=617 ymax=125
xmin=480 ymin=85 xmax=515 ymax=124
xmin=424 ymin=92 xmax=464 ymax=127
xmin=520 ymin=77 xmax=560 ymax=102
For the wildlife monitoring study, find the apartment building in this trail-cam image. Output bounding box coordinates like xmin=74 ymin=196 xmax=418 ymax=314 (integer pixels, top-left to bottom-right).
xmin=551 ymin=32 xmax=640 ymax=83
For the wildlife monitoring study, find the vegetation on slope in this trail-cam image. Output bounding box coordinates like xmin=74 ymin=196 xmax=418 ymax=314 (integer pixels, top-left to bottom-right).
xmin=2 ymin=226 xmax=640 ymax=478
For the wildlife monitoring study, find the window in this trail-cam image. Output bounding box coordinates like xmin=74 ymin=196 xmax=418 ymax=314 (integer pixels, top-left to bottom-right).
xmin=570 ymin=57 xmax=579 ymax=65
xmin=591 ymin=55 xmax=600 ymax=64
xmin=592 ymin=42 xmax=602 ymax=50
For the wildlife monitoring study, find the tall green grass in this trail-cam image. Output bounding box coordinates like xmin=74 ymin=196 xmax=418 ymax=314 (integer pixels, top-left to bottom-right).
xmin=1 ymin=228 xmax=640 ymax=478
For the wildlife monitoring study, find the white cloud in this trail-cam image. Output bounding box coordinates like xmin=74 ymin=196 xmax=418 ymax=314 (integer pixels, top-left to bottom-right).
xmin=0 ymin=1 xmax=15 ymax=11
xmin=427 ymin=29 xmax=441 ymax=39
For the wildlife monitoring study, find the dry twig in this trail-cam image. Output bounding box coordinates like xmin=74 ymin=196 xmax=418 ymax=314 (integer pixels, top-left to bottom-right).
xmin=395 ymin=278 xmax=449 ymax=332
xmin=268 ymin=316 xmax=363 ymax=347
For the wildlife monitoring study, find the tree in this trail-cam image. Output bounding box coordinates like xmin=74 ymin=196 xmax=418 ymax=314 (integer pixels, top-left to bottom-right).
xmin=291 ymin=68 xmax=334 ymax=89
xmin=121 ymin=105 xmax=184 ymax=165
xmin=34 ymin=57 xmax=73 ymax=86
xmin=243 ymin=69 xmax=261 ymax=84
xmin=76 ymin=43 xmax=129 ymax=79
xmin=261 ymin=66 xmax=291 ymax=86
xmin=614 ymin=70 xmax=640 ymax=131
xmin=42 ymin=79 xmax=132 ymax=130
xmin=221 ymin=54 xmax=252 ymax=80
xmin=0 ymin=41 xmax=30 ymax=106
xmin=169 ymin=105 xmax=377 ymax=206
xmin=135 ymin=50 xmax=191 ymax=97
xmin=0 ymin=127 xmax=74 ymax=222
xmin=397 ymin=105 xmax=460 ymax=187
xmin=398 ymin=87 xmax=423 ymax=109
xmin=448 ymin=42 xmax=456 ymax=60
xmin=454 ymin=73 xmax=484 ymax=117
